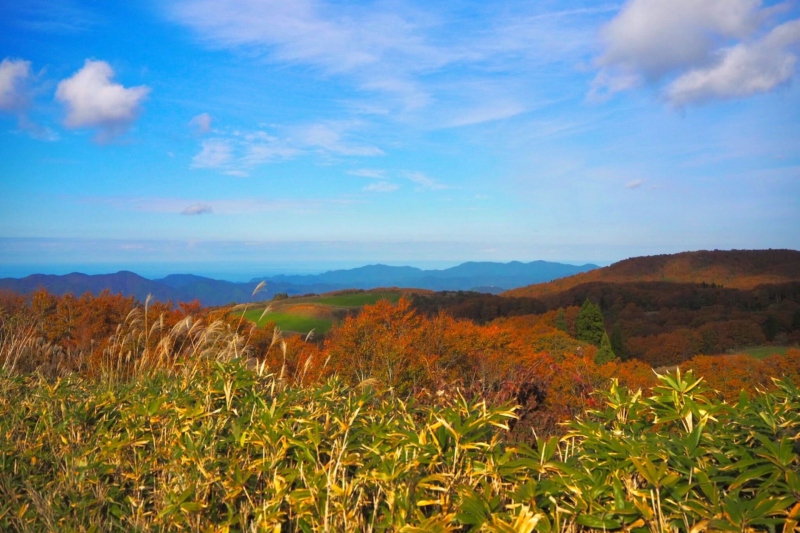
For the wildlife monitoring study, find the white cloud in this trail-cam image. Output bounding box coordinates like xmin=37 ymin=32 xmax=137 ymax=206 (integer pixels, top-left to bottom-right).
xmin=293 ymin=122 xmax=384 ymax=156
xmin=182 ymin=203 xmax=213 ymax=215
xmin=349 ymin=168 xmax=386 ymax=179
xmin=667 ymin=20 xmax=800 ymax=105
xmin=593 ymin=0 xmax=800 ymax=104
xmin=624 ymin=179 xmax=644 ymax=189
xmin=445 ymin=101 xmax=527 ymax=128
xmin=55 ymin=60 xmax=150 ymax=140
xmin=363 ymin=181 xmax=399 ymax=192
xmin=240 ymin=142 xmax=299 ymax=166
xmin=191 ymin=139 xmax=233 ymax=168
xmin=403 ymin=171 xmax=448 ymax=191
xmin=190 ymin=134 xmax=296 ymax=174
xmin=0 ymin=57 xmax=60 ymax=141
xmin=0 ymin=58 xmax=32 ymax=112
xmin=190 ymin=122 xmax=380 ymax=175
xmin=599 ymin=0 xmax=759 ymax=79
xmin=189 ymin=112 xmax=212 ymax=133
xmin=224 ymin=169 xmax=249 ymax=177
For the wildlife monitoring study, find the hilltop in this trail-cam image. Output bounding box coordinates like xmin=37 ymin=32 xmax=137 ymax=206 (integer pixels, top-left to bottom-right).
xmin=503 ymin=249 xmax=800 ymax=298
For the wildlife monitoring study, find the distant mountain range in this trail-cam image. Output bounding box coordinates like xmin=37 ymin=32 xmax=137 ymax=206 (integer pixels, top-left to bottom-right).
xmin=0 ymin=260 xmax=598 ymax=306
xmin=260 ymin=261 xmax=598 ymax=293
xmin=503 ymin=249 xmax=800 ymax=298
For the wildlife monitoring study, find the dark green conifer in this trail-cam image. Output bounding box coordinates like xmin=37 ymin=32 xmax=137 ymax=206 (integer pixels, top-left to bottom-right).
xmin=595 ymin=332 xmax=617 ymax=364
xmin=610 ymin=323 xmax=626 ymax=360
xmin=762 ymin=315 xmax=779 ymax=341
xmin=555 ymin=308 xmax=567 ymax=332
xmin=575 ymin=298 xmax=605 ymax=347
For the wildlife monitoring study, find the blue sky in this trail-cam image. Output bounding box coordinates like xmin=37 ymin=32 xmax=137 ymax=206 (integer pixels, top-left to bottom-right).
xmin=1 ymin=0 xmax=799 ymax=279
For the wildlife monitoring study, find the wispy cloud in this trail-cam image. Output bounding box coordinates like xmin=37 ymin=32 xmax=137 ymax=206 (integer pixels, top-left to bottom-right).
xmin=166 ymin=0 xmax=607 ymax=117
xmin=348 ymin=168 xmax=386 ymax=179
xmin=82 ymin=195 xmax=358 ymax=215
xmin=181 ymin=203 xmax=213 ymax=215
xmin=624 ymin=179 xmax=644 ymax=189
xmin=363 ymin=181 xmax=399 ymax=193
xmin=16 ymin=115 xmax=59 ymax=141
xmin=349 ymin=168 xmax=447 ymax=192
xmin=191 ymin=139 xmax=233 ymax=168
xmin=0 ymin=58 xmax=32 ymax=112
xmin=224 ymin=170 xmax=249 ymax=177
xmin=445 ymin=101 xmax=527 ymax=128
xmin=0 ymin=57 xmax=60 ymax=141
xmin=6 ymin=0 xmax=101 ymax=34
xmin=291 ymin=122 xmax=384 ymax=156
xmin=167 ymin=0 xmax=447 ymax=100
xmin=55 ymin=60 xmax=150 ymax=141
xmin=403 ymin=171 xmax=448 ymax=191
xmin=190 ymin=121 xmax=381 ymax=175
xmin=189 ymin=112 xmax=212 ymax=133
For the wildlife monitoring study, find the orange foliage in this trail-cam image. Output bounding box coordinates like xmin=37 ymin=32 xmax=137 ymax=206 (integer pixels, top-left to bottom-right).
xmin=628 ymin=329 xmax=697 ymax=367
xmin=6 ymin=288 xmax=799 ymax=439
xmin=492 ymin=315 xmax=586 ymax=360
xmin=528 ymin=354 xmax=655 ymax=431
xmin=324 ymin=298 xmax=424 ymax=393
xmin=681 ymin=350 xmax=800 ymax=403
xmin=258 ymin=333 xmax=323 ymax=386
xmin=322 ymin=297 xmax=657 ymax=437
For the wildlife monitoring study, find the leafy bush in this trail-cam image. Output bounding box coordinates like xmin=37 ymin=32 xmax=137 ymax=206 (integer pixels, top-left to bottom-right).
xmin=1 ymin=363 xmax=798 ymax=532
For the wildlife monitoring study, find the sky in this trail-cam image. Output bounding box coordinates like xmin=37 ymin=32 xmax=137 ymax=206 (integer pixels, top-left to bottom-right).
xmin=1 ymin=0 xmax=799 ymax=279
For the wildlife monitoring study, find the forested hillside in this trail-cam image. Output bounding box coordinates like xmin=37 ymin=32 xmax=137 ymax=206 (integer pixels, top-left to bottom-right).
xmin=505 ymin=249 xmax=800 ymax=298
xmin=411 ymin=281 xmax=800 ymax=366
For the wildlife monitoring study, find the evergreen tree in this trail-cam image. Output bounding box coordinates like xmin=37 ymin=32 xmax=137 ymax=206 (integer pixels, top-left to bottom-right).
xmin=762 ymin=315 xmax=779 ymax=341
xmin=555 ymin=308 xmax=567 ymax=332
xmin=575 ymin=298 xmax=605 ymax=347
xmin=610 ymin=323 xmax=626 ymax=360
xmin=595 ymin=332 xmax=617 ymax=364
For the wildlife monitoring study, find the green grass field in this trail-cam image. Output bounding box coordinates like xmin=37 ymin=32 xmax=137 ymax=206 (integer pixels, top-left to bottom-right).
xmin=732 ymin=345 xmax=790 ymax=360
xmin=242 ymin=309 xmax=332 ymax=334
xmin=311 ymin=291 xmax=401 ymax=307
xmin=240 ymin=291 xmax=401 ymax=334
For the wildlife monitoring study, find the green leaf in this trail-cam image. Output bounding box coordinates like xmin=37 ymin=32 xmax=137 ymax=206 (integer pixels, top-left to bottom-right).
xmin=575 ymin=514 xmax=622 ymax=529
xmin=729 ymin=464 xmax=778 ymax=490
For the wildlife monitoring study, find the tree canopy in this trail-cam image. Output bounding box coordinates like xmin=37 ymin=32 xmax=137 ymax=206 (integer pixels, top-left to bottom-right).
xmin=575 ymin=298 xmax=605 ymax=347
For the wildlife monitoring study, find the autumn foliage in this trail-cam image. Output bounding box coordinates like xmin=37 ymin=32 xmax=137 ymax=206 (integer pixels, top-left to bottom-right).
xmin=2 ymin=288 xmax=800 ymax=439
xmin=681 ymin=349 xmax=800 ymax=403
xmin=505 ymin=248 xmax=800 ymax=298
xmin=321 ymin=297 xmax=657 ymax=436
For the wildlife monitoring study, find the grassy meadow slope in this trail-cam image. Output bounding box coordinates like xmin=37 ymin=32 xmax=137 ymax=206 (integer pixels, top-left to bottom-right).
xmin=503 ymin=249 xmax=800 ymax=298
xmin=240 ymin=289 xmax=407 ymax=334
